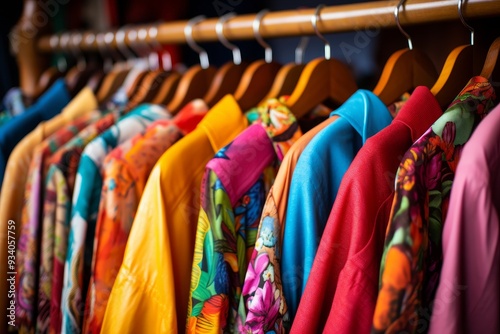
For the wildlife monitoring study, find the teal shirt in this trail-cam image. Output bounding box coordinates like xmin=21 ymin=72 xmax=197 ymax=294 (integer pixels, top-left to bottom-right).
xmin=281 ymin=90 xmax=392 ymax=319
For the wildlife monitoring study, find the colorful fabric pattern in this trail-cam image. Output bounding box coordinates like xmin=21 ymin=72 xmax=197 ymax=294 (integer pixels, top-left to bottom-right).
xmin=83 ymin=100 xmax=208 ymax=334
xmin=372 ymin=77 xmax=496 ymax=334
xmin=61 ymin=104 xmax=170 ymax=334
xmin=239 ymin=90 xmax=392 ymax=333
xmin=101 ymin=95 xmax=248 ymax=334
xmin=42 ymin=112 xmax=119 ymax=334
xmin=15 ymin=111 xmax=101 ymax=334
xmin=188 ymin=98 xmax=302 ymax=333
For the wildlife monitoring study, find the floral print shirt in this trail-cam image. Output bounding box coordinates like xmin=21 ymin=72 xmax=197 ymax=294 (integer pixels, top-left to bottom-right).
xmin=187 ymin=99 xmax=302 ymax=333
xmin=372 ymin=76 xmax=496 ymax=334
xmin=42 ymin=112 xmax=119 ymax=334
xmin=14 ymin=111 xmax=101 ymax=334
xmin=83 ymin=100 xmax=208 ymax=334
xmin=60 ymin=104 xmax=170 ymax=334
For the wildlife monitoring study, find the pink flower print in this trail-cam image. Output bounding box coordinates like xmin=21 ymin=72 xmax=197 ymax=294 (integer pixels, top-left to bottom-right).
xmin=245 ymin=280 xmax=281 ymax=332
xmin=243 ymin=254 xmax=270 ymax=296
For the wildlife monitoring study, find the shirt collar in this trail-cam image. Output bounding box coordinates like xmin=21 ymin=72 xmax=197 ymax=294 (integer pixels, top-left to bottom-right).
xmin=331 ymin=89 xmax=392 ymax=144
xmin=198 ymin=94 xmax=248 ymax=153
xmin=207 ymin=98 xmax=302 ymax=206
xmin=393 ymin=86 xmax=443 ymax=142
xmin=249 ymin=97 xmax=302 ymax=161
xmin=172 ymin=99 xmax=209 ymax=134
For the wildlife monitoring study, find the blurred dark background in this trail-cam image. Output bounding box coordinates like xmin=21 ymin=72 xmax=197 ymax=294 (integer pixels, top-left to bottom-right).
xmin=1 ymin=0 xmax=499 ymax=99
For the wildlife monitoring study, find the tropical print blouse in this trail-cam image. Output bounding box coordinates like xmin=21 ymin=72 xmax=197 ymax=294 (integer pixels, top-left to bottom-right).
xmin=14 ymin=111 xmax=101 ymax=334
xmin=41 ymin=112 xmax=119 ymax=334
xmin=61 ymin=104 xmax=170 ymax=334
xmin=372 ymin=76 xmax=496 ymax=334
xmin=187 ymin=98 xmax=302 ymax=333
xmin=83 ymin=100 xmax=208 ymax=334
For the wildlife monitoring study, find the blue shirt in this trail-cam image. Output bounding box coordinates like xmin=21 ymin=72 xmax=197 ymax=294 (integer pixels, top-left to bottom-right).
xmin=0 ymin=79 xmax=70 ymax=188
xmin=281 ymin=90 xmax=392 ymax=318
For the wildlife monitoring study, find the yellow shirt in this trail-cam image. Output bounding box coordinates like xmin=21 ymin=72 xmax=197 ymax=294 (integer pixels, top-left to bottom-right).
xmin=102 ymin=95 xmax=248 ymax=334
xmin=0 ymin=87 xmax=98 ymax=333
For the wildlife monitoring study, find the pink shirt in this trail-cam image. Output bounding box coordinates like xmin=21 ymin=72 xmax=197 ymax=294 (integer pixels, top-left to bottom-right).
xmin=428 ymin=104 xmax=500 ymax=334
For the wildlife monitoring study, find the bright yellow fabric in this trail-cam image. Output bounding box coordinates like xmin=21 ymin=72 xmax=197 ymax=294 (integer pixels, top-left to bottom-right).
xmin=0 ymin=87 xmax=97 ymax=333
xmin=102 ymin=95 xmax=248 ymax=334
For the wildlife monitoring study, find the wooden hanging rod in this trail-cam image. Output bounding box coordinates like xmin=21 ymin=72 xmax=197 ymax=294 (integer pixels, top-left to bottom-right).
xmin=37 ymin=0 xmax=500 ymax=52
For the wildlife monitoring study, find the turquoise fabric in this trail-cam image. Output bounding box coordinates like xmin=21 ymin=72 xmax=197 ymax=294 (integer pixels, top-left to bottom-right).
xmin=281 ymin=90 xmax=392 ymax=319
xmin=0 ymin=79 xmax=70 ymax=190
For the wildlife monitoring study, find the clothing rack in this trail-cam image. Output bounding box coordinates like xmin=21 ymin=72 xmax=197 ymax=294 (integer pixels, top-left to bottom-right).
xmin=14 ymin=0 xmax=500 ymax=97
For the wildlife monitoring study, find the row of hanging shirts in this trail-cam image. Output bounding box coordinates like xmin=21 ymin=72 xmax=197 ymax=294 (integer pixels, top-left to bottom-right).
xmin=0 ymin=1 xmax=499 ymax=334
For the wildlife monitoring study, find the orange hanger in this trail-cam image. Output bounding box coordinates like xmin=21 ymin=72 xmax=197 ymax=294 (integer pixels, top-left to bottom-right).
xmin=166 ymin=16 xmax=217 ymax=114
xmin=124 ymin=27 xmax=161 ymax=100
xmin=150 ymin=29 xmax=183 ymax=105
xmin=233 ymin=10 xmax=281 ymax=111
xmin=259 ymin=35 xmax=309 ymax=104
xmin=95 ymin=32 xmax=131 ymax=104
xmin=286 ymin=5 xmax=358 ymax=119
xmin=372 ymin=0 xmax=437 ymax=105
xmin=480 ymin=37 xmax=500 ymax=80
xmin=125 ymin=27 xmax=177 ymax=108
xmin=203 ymin=13 xmax=248 ymax=107
xmin=431 ymin=0 xmax=474 ymax=108
xmin=64 ymin=33 xmax=100 ymax=96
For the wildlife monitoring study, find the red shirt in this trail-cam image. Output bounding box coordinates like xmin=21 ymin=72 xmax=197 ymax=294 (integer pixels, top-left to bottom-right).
xmin=290 ymin=87 xmax=443 ymax=333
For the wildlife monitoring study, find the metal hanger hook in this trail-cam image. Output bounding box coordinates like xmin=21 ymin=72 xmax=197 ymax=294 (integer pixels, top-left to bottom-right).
xmin=216 ymin=13 xmax=242 ymax=65
xmin=149 ymin=24 xmax=172 ymax=71
xmin=312 ymin=5 xmax=331 ymax=60
xmin=115 ymin=26 xmax=136 ymax=62
xmin=253 ymin=9 xmax=272 ymax=63
xmin=458 ymin=0 xmax=474 ymax=45
xmin=295 ymin=36 xmax=309 ymax=64
xmin=185 ymin=15 xmax=210 ymax=69
xmin=96 ymin=32 xmax=113 ymax=72
xmin=70 ymin=32 xmax=86 ymax=70
xmin=51 ymin=34 xmax=67 ymax=72
xmin=395 ymin=0 xmax=413 ymax=50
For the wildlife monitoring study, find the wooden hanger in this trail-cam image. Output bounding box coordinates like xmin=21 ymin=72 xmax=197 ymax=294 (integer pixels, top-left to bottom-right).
xmin=63 ymin=33 xmax=94 ymax=96
xmin=33 ymin=35 xmax=66 ymax=99
xmin=259 ymin=36 xmax=309 ymax=104
xmin=126 ymin=70 xmax=171 ymax=109
xmin=166 ymin=16 xmax=217 ymax=114
xmin=286 ymin=5 xmax=358 ymax=118
xmin=480 ymin=37 xmax=500 ymax=79
xmin=203 ymin=13 xmax=248 ymax=107
xmin=431 ymin=0 xmax=475 ymax=108
xmin=233 ymin=10 xmax=281 ymax=111
xmin=372 ymin=0 xmax=437 ymax=105
xmin=34 ymin=66 xmax=64 ymax=98
xmin=95 ymin=32 xmax=131 ymax=104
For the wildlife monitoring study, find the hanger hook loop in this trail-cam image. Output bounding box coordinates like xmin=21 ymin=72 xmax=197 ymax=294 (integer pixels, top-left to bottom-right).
xmin=216 ymin=13 xmax=242 ymax=65
xmin=115 ymin=26 xmax=136 ymax=62
xmin=253 ymin=9 xmax=272 ymax=63
xmin=312 ymin=5 xmax=331 ymax=60
xmin=395 ymin=0 xmax=413 ymax=50
xmin=458 ymin=0 xmax=474 ymax=45
xmin=185 ymin=15 xmax=209 ymax=69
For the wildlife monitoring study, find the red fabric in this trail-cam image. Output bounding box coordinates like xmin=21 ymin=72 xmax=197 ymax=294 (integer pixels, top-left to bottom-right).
xmin=290 ymin=87 xmax=443 ymax=334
